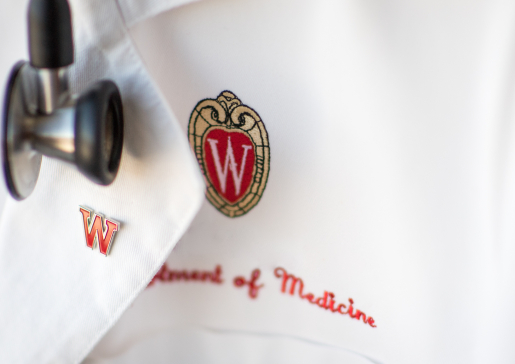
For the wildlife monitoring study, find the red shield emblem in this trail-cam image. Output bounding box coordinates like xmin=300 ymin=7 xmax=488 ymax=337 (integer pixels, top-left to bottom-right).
xmin=189 ymin=91 xmax=270 ymax=217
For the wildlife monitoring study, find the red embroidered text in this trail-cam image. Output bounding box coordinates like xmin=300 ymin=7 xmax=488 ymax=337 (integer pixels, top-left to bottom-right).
xmin=234 ymin=269 xmax=264 ymax=299
xmin=149 ymin=264 xmax=223 ymax=286
xmin=274 ymin=267 xmax=377 ymax=328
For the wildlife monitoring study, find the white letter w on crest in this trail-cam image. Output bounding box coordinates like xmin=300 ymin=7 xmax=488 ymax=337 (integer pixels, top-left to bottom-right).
xmin=207 ymin=137 xmax=252 ymax=195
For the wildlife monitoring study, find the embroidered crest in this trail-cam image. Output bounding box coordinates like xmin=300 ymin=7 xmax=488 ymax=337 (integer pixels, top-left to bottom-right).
xmin=188 ymin=91 xmax=270 ymax=217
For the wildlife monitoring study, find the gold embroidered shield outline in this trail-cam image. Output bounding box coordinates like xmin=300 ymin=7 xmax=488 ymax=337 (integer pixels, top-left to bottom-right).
xmin=188 ymin=91 xmax=270 ymax=218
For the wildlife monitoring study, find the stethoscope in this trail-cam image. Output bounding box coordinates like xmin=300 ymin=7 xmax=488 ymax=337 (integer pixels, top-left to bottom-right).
xmin=2 ymin=0 xmax=124 ymax=200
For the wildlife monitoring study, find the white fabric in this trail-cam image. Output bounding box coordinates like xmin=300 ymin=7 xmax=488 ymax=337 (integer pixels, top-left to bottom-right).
xmin=117 ymin=0 xmax=203 ymax=28
xmin=2 ymin=0 xmax=515 ymax=363
xmin=85 ymin=327 xmax=377 ymax=364
xmin=90 ymin=0 xmax=515 ymax=363
xmin=0 ymin=0 xmax=204 ymax=363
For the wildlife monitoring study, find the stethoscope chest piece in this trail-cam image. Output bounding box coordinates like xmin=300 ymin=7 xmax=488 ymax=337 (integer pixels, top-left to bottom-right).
xmin=2 ymin=0 xmax=124 ymax=200
xmin=3 ymin=62 xmax=42 ymax=200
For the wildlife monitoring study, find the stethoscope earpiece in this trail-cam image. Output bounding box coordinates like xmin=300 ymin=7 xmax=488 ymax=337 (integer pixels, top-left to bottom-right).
xmin=2 ymin=0 xmax=124 ymax=200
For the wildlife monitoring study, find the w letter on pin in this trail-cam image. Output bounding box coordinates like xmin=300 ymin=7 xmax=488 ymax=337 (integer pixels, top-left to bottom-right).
xmin=79 ymin=206 xmax=119 ymax=256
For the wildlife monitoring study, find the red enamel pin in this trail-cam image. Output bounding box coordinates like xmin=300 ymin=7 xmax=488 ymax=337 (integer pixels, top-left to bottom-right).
xmin=188 ymin=91 xmax=270 ymax=217
xmin=79 ymin=206 xmax=119 ymax=256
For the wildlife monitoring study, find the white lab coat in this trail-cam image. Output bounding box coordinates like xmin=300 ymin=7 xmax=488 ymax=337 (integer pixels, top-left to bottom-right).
xmin=1 ymin=0 xmax=515 ymax=363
